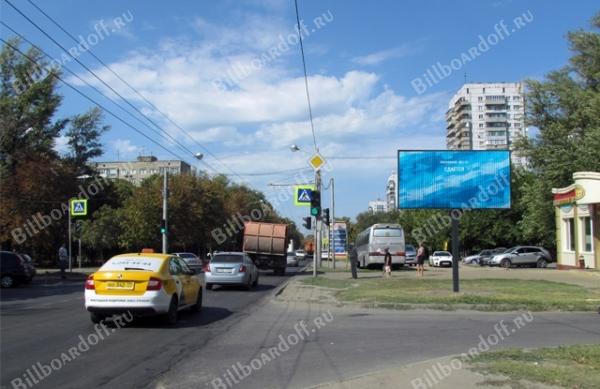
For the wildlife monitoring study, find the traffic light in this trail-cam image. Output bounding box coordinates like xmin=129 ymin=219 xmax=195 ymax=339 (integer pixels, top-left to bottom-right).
xmin=160 ymin=219 xmax=167 ymax=234
xmin=310 ymin=190 xmax=321 ymax=217
xmin=302 ymin=216 xmax=312 ymax=230
xmin=322 ymin=208 xmax=330 ymax=226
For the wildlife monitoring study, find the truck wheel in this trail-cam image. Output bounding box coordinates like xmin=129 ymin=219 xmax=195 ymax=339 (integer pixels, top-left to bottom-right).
xmin=275 ymin=268 xmax=285 ymax=276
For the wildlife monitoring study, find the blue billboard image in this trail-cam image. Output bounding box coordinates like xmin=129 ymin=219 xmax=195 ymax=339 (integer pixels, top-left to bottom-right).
xmin=398 ymin=150 xmax=511 ymax=209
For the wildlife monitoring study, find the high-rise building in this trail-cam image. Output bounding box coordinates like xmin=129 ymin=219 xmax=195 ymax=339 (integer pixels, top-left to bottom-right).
xmin=386 ymin=171 xmax=397 ymax=211
xmin=368 ymin=199 xmax=387 ymax=214
xmin=92 ymin=156 xmax=192 ymax=185
xmin=445 ymin=82 xmax=526 ymax=162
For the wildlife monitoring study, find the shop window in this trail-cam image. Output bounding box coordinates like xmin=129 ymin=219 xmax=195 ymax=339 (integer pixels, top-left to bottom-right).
xmin=565 ymin=218 xmax=575 ymax=251
xmin=581 ymin=216 xmax=593 ymax=252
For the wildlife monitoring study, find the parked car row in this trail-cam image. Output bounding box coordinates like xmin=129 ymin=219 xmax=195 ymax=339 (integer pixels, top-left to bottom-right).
xmin=485 ymin=246 xmax=552 ymax=268
xmin=463 ymin=246 xmax=553 ymax=268
xmin=463 ymin=248 xmax=506 ymax=265
xmin=0 ymin=250 xmax=36 ymax=288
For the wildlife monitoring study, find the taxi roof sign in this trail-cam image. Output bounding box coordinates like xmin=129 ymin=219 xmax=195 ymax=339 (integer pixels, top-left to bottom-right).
xmin=294 ymin=185 xmax=315 ymax=206
xmin=308 ymin=153 xmax=326 ymax=171
xmin=70 ymin=199 xmax=88 ymax=216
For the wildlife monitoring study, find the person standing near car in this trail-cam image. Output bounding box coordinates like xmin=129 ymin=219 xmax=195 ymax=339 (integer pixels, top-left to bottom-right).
xmin=58 ymin=244 xmax=68 ymax=279
xmin=416 ymin=242 xmax=426 ymax=277
xmin=383 ymin=247 xmax=392 ymax=278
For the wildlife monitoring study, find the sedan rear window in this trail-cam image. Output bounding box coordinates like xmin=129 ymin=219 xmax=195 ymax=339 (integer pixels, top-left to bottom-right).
xmin=212 ymin=255 xmax=244 ymax=263
xmin=177 ymin=253 xmax=197 ymax=259
xmin=100 ymin=257 xmax=162 ymax=272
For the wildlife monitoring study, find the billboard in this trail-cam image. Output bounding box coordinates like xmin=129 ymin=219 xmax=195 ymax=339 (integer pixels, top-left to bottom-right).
xmin=397 ymin=150 xmax=511 ymax=209
xmin=332 ymin=222 xmax=347 ymax=255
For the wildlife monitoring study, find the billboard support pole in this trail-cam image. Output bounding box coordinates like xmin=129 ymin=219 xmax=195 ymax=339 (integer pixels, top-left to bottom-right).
xmin=451 ymin=209 xmax=460 ymax=293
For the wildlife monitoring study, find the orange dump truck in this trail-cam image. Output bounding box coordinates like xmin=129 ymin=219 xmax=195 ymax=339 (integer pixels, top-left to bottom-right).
xmin=243 ymin=222 xmax=289 ymax=276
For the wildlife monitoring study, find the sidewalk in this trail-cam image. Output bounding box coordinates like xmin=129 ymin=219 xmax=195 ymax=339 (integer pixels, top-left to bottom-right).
xmin=309 ymin=355 xmax=561 ymax=389
xmin=34 ymin=267 xmax=98 ymax=283
xmin=313 ymin=263 xmax=600 ymax=288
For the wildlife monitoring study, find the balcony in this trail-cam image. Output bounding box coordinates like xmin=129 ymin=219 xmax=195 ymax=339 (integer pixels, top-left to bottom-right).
xmin=485 ymin=104 xmax=508 ymax=111
xmin=486 ymin=121 xmax=508 ymax=128
xmin=485 ymin=96 xmax=507 ymax=103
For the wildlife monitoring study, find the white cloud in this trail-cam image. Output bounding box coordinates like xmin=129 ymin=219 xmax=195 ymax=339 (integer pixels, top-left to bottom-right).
xmin=54 ymin=135 xmax=69 ymax=154
xmin=113 ymin=139 xmax=140 ymax=156
xmin=72 ymin=19 xmax=447 ymax=184
xmin=351 ymin=43 xmax=423 ymax=66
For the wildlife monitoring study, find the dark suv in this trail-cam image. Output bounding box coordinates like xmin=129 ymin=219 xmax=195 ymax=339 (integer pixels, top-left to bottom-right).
xmin=1 ymin=251 xmax=35 ymax=287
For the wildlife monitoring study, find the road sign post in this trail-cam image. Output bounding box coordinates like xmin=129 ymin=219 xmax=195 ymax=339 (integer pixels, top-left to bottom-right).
xmin=69 ymin=199 xmax=88 ymax=272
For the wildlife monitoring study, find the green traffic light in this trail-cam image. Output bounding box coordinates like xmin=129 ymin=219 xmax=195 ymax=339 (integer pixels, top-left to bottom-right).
xmin=311 ymin=207 xmax=319 ymax=216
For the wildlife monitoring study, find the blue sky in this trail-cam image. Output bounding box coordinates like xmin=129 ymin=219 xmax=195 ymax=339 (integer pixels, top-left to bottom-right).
xmin=2 ymin=0 xmax=597 ymax=231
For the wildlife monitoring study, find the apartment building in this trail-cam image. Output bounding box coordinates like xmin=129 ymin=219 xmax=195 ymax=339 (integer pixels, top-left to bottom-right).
xmin=445 ymin=82 xmax=526 ymax=162
xmin=368 ymin=199 xmax=387 ymax=214
xmin=386 ymin=171 xmax=397 ymax=211
xmin=92 ymin=156 xmax=192 ymax=185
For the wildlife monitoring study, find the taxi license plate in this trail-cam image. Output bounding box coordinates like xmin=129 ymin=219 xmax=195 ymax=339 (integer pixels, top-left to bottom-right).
xmin=106 ymin=281 xmax=134 ymax=290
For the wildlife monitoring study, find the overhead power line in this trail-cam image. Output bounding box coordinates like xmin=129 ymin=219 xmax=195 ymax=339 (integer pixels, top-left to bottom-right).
xmin=4 ymin=0 xmax=231 ymax=176
xmin=0 ymin=37 xmax=196 ymax=165
xmin=1 ymin=21 xmax=220 ymax=174
xmin=23 ymin=0 xmax=244 ymax=180
xmin=294 ymin=0 xmax=318 ymax=153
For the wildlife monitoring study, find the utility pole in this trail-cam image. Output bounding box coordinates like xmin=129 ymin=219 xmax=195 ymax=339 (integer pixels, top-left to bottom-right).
xmin=162 ymin=170 xmax=168 ymax=254
xmin=314 ymin=170 xmax=321 ymax=277
xmin=330 ymin=178 xmax=336 ymax=269
xmin=68 ymin=209 xmax=72 ymax=272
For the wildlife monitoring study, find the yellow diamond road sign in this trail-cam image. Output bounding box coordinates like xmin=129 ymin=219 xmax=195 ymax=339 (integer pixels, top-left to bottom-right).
xmin=308 ymin=153 xmax=326 ymax=171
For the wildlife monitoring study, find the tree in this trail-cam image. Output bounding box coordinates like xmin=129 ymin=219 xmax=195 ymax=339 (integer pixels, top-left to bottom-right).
xmin=515 ymin=12 xmax=600 ymax=249
xmin=81 ymin=205 xmax=122 ymax=262
xmin=64 ymin=107 xmax=109 ymax=175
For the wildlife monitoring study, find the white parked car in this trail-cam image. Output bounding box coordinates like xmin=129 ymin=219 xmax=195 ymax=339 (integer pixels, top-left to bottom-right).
xmin=429 ymin=251 xmax=453 ymax=267
xmin=287 ymin=252 xmax=299 ymax=267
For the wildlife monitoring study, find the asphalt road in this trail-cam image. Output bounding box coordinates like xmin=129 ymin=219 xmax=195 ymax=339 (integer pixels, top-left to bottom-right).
xmin=0 ymin=268 xmax=302 ymax=389
xmin=156 ymin=276 xmax=600 ymax=389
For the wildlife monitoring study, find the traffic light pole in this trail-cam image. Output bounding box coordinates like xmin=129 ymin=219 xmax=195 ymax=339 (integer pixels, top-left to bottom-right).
xmin=313 ymin=170 xmax=321 ymax=277
xmin=162 ymin=170 xmax=168 ymax=254
xmin=330 ymin=178 xmax=335 ymax=269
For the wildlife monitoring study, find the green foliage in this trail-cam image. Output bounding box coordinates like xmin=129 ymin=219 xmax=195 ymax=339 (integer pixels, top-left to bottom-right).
xmin=514 ymin=12 xmax=600 ymax=250
xmin=80 ymin=205 xmax=122 ymax=260
xmin=64 ymin=107 xmax=109 ymax=175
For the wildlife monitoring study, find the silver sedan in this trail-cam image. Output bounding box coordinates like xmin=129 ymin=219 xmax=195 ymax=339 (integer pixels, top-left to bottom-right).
xmin=204 ymin=252 xmax=259 ymax=290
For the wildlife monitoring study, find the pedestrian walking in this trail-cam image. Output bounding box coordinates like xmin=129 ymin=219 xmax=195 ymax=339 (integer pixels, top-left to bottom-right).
xmin=383 ymin=247 xmax=392 ymax=278
xmin=58 ymin=243 xmax=68 ymax=279
xmin=416 ymin=242 xmax=426 ymax=277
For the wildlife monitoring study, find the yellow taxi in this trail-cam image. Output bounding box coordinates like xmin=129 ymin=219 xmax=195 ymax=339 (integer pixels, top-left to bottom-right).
xmin=84 ymin=253 xmax=202 ymax=325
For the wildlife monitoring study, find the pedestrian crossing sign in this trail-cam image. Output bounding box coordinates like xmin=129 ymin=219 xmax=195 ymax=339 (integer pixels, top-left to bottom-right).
xmin=70 ymin=199 xmax=88 ymax=216
xmin=294 ymin=185 xmax=315 ymax=207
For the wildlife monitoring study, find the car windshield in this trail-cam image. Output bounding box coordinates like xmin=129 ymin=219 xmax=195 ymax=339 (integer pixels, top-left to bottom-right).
xmin=211 ymin=255 xmax=243 ymax=263
xmin=504 ymin=247 xmax=518 ymax=253
xmin=434 ymin=252 xmax=451 ymax=256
